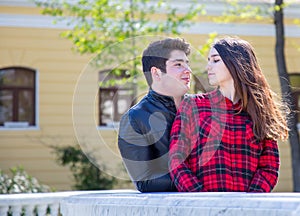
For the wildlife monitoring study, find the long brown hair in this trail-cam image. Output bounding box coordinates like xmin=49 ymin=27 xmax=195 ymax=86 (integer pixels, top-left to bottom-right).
xmin=213 ymin=37 xmax=289 ymax=141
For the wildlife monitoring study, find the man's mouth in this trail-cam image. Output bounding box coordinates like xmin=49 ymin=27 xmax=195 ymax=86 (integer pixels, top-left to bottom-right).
xmin=181 ymin=77 xmax=190 ymax=83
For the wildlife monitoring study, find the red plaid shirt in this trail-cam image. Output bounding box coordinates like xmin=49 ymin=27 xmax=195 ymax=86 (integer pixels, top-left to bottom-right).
xmin=169 ymin=89 xmax=279 ymax=192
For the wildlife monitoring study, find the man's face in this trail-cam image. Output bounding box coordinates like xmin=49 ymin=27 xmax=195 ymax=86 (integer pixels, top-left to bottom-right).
xmin=160 ymin=50 xmax=191 ymax=98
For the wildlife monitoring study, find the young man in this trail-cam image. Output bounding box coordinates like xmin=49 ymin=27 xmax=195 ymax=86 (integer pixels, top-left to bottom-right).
xmin=118 ymin=38 xmax=192 ymax=192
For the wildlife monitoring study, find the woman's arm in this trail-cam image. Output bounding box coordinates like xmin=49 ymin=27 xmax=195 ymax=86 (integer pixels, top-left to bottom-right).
xmin=248 ymin=139 xmax=280 ymax=192
xmin=169 ymin=98 xmax=207 ymax=192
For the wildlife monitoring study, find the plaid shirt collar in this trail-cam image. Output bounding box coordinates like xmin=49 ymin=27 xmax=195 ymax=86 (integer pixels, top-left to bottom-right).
xmin=209 ymin=88 xmax=242 ymax=111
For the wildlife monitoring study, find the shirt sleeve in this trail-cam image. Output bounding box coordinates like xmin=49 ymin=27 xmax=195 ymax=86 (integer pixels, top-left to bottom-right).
xmin=169 ymin=97 xmax=207 ymax=192
xmin=118 ymin=111 xmax=177 ymax=192
xmin=248 ymin=139 xmax=280 ymax=192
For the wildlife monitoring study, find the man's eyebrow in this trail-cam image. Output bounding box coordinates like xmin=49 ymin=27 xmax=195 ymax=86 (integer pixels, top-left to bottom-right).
xmin=168 ymin=59 xmax=189 ymax=63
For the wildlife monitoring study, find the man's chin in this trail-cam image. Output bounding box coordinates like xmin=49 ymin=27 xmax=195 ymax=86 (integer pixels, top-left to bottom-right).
xmin=180 ymin=86 xmax=190 ymax=95
xmin=184 ymin=84 xmax=191 ymax=91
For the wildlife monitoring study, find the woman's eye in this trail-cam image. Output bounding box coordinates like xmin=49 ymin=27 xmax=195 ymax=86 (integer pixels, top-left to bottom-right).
xmin=213 ymin=59 xmax=220 ymax=63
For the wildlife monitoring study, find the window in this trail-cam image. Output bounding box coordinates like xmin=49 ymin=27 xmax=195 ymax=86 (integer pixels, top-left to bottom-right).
xmin=0 ymin=67 xmax=36 ymax=127
xmin=99 ymin=69 xmax=135 ymax=127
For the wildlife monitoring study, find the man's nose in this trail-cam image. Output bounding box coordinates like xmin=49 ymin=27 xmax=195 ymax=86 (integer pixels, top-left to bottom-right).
xmin=184 ymin=64 xmax=192 ymax=73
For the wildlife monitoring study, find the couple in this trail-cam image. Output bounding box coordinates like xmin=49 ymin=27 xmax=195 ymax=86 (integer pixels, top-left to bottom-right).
xmin=118 ymin=37 xmax=289 ymax=193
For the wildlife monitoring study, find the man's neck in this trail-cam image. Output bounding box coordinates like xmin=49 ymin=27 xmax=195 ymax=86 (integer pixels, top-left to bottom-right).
xmin=173 ymin=96 xmax=182 ymax=109
xmin=150 ymin=87 xmax=182 ymax=109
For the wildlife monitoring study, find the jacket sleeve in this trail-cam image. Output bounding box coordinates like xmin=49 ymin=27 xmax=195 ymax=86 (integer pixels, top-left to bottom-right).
xmin=135 ymin=174 xmax=177 ymax=192
xmin=248 ymin=139 xmax=280 ymax=192
xmin=169 ymin=98 xmax=207 ymax=192
xmin=118 ymin=111 xmax=177 ymax=192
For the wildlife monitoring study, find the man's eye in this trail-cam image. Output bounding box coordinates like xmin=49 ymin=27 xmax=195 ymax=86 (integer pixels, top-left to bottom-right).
xmin=213 ymin=59 xmax=220 ymax=63
xmin=175 ymin=63 xmax=182 ymax=66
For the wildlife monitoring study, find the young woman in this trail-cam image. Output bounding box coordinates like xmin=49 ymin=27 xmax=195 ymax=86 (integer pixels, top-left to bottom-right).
xmin=169 ymin=37 xmax=289 ymax=192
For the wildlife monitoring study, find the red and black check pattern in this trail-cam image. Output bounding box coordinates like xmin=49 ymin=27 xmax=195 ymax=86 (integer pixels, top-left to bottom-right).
xmin=169 ymin=89 xmax=279 ymax=192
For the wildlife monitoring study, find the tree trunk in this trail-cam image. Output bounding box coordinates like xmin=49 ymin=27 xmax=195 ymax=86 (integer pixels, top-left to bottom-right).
xmin=274 ymin=0 xmax=300 ymax=191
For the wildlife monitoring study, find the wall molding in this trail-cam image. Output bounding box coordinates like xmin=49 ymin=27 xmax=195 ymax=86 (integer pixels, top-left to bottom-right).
xmin=1 ymin=0 xmax=300 ymax=18
xmin=1 ymin=13 xmax=300 ymax=37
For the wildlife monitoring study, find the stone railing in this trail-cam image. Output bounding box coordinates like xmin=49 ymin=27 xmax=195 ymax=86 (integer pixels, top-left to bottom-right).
xmin=1 ymin=190 xmax=300 ymax=216
xmin=61 ymin=191 xmax=300 ymax=216
xmin=0 ymin=191 xmax=99 ymax=216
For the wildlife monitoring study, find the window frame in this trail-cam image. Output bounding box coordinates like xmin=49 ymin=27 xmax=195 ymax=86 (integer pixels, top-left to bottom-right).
xmin=0 ymin=66 xmax=39 ymax=130
xmin=98 ymin=69 xmax=136 ymax=128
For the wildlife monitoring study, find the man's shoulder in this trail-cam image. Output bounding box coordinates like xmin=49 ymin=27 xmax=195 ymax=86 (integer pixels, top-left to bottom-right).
xmin=121 ymin=95 xmax=150 ymax=121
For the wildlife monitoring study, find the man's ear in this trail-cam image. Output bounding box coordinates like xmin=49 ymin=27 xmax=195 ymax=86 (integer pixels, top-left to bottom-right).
xmin=150 ymin=66 xmax=161 ymax=81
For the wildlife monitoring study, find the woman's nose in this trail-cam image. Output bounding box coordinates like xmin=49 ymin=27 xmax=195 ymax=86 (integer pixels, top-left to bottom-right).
xmin=205 ymin=63 xmax=210 ymax=71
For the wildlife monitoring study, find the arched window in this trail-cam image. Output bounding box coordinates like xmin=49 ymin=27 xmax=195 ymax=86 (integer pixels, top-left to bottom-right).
xmin=0 ymin=67 xmax=36 ymax=127
xmin=98 ymin=69 xmax=135 ymax=127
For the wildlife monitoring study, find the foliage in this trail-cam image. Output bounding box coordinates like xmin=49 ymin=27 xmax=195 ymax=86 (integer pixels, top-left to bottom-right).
xmin=212 ymin=0 xmax=296 ymax=24
xmin=52 ymin=145 xmax=117 ymax=190
xmin=217 ymin=0 xmax=272 ymax=22
xmin=0 ymin=166 xmax=52 ymax=194
xmin=33 ymin=0 xmax=208 ymax=95
xmin=33 ymin=0 xmax=206 ymax=90
xmin=34 ymin=0 xmax=205 ymax=55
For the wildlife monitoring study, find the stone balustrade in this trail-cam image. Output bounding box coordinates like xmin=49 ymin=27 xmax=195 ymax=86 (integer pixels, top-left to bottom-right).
xmin=61 ymin=190 xmax=300 ymax=216
xmin=0 ymin=191 xmax=99 ymax=216
xmin=1 ymin=190 xmax=300 ymax=216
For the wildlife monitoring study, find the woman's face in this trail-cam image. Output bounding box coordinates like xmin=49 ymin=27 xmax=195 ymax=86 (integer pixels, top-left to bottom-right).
xmin=206 ymin=47 xmax=233 ymax=89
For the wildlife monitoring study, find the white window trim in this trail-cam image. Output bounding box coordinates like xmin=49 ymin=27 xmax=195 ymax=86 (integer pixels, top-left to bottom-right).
xmin=0 ymin=0 xmax=299 ymax=18
xmin=0 ymin=69 xmax=40 ymax=131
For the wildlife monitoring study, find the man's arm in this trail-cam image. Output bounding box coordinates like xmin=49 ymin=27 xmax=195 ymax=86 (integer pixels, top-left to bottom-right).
xmin=135 ymin=174 xmax=176 ymax=192
xmin=118 ymin=111 xmax=177 ymax=192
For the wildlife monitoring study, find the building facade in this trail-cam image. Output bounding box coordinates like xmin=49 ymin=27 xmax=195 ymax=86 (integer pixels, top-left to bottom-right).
xmin=0 ymin=0 xmax=299 ymax=191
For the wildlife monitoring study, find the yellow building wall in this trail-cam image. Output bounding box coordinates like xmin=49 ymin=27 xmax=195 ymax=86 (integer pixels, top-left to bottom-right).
xmin=0 ymin=26 xmax=89 ymax=190
xmin=0 ymin=3 xmax=299 ymax=192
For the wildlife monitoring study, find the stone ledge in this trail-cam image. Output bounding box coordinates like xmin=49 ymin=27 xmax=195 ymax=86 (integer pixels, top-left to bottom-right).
xmin=60 ymin=190 xmax=300 ymax=216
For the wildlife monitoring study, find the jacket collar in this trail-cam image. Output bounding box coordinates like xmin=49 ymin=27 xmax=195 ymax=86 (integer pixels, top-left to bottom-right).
xmin=148 ymin=89 xmax=176 ymax=108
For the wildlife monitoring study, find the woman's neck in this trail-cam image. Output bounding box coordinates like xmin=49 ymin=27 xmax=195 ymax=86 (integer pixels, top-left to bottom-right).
xmin=219 ymin=86 xmax=239 ymax=104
